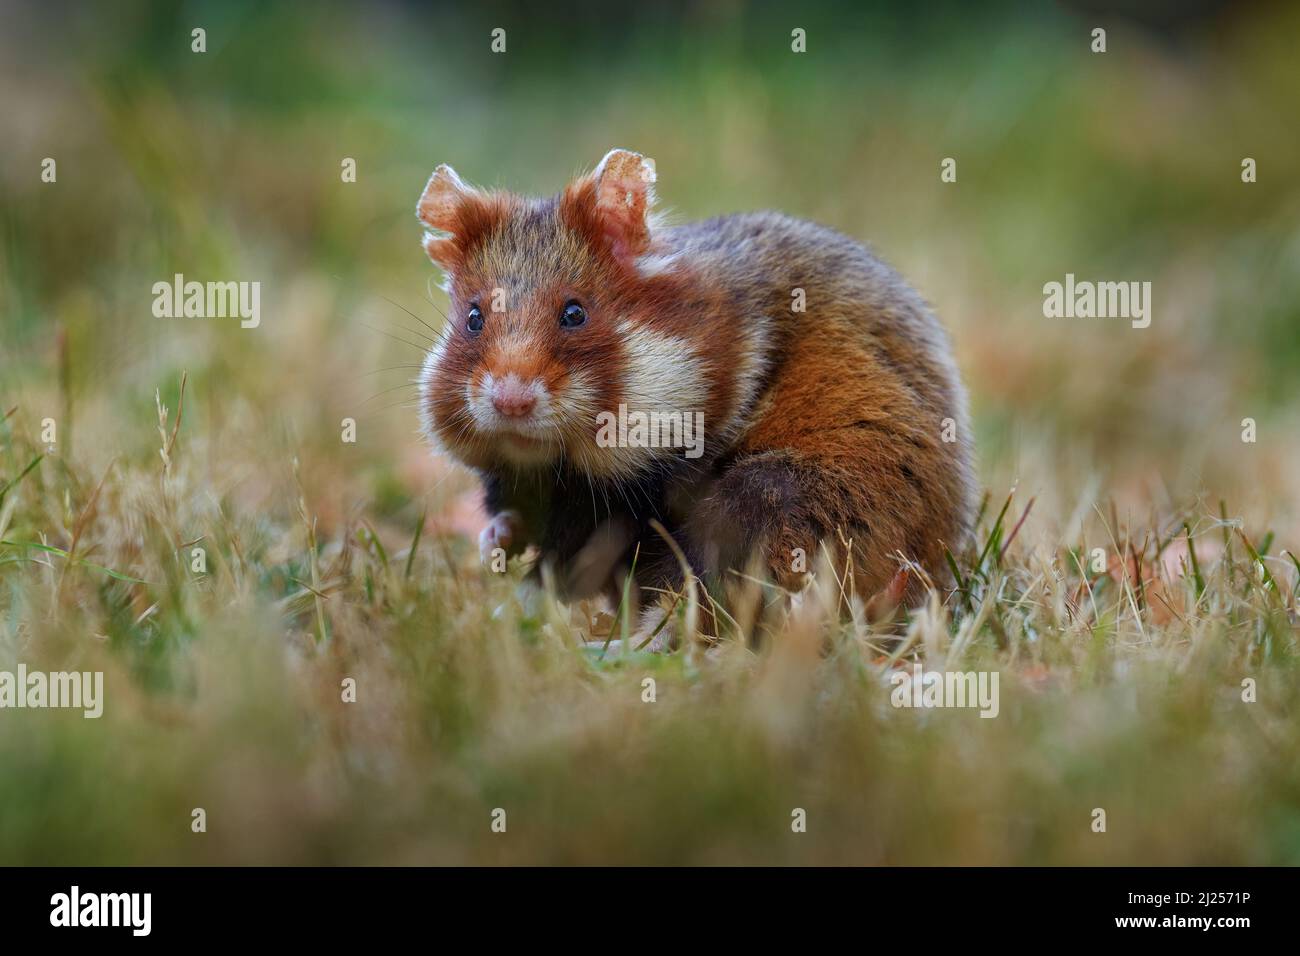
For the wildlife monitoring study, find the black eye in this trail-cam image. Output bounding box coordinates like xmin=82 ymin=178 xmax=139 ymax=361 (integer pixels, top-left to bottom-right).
xmin=466 ymin=305 xmax=484 ymax=334
xmin=560 ymin=301 xmax=587 ymax=329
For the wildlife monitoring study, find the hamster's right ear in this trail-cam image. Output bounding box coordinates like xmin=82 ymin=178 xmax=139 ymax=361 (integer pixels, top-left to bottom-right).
xmin=416 ymin=164 xmax=483 ymax=269
xmin=590 ymin=148 xmax=657 ymax=261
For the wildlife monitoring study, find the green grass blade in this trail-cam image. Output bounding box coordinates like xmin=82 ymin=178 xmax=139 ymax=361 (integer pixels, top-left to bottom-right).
xmin=0 ymin=454 xmax=43 ymax=506
xmin=404 ymin=503 xmax=427 ymax=580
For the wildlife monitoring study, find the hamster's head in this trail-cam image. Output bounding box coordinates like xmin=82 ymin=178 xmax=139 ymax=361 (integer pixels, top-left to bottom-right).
xmin=415 ymin=149 xmax=708 ymax=480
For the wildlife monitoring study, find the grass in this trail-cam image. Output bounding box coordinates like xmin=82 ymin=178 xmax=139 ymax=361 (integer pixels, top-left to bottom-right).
xmin=0 ymin=395 xmax=1297 ymax=865
xmin=2 ymin=0 xmax=1300 ymax=865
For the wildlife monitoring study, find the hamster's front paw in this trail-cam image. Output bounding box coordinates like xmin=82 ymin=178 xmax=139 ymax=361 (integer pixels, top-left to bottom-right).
xmin=479 ymin=509 xmax=522 ymax=564
xmin=629 ymin=603 xmax=678 ymax=654
xmin=491 ymin=577 xmax=543 ymax=621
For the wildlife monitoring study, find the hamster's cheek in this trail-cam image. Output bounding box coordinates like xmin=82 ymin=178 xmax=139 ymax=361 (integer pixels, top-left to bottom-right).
xmin=580 ymin=435 xmax=655 ymax=483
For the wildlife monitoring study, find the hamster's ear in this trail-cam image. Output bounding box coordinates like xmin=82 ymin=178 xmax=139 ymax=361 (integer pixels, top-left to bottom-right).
xmin=416 ymin=164 xmax=482 ymax=268
xmin=589 ymin=148 xmax=657 ymax=260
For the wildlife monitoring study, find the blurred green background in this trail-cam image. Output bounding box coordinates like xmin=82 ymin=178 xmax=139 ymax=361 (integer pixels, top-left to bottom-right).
xmin=4 ymin=0 xmax=1299 ymax=530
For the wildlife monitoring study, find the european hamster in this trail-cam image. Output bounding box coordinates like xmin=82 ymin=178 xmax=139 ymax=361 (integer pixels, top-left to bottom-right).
xmin=416 ymin=148 xmax=975 ymax=643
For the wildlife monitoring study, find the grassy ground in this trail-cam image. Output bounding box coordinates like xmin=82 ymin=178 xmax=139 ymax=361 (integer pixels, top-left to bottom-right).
xmin=1 ymin=1 xmax=1299 ymax=864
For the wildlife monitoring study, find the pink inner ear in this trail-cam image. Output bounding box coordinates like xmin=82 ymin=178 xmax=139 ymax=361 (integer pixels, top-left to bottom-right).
xmin=417 ymin=164 xmax=477 ymax=233
xmin=595 ymin=181 xmax=651 ymax=259
xmin=418 ymin=189 xmax=462 ymax=234
xmin=419 ymin=193 xmax=458 ymax=233
xmin=423 ymin=234 xmax=459 ymax=269
xmin=588 ymin=150 xmax=655 ymax=260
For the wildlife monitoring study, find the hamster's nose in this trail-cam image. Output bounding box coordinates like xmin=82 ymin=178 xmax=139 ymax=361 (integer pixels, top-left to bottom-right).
xmin=491 ymin=378 xmax=538 ymax=418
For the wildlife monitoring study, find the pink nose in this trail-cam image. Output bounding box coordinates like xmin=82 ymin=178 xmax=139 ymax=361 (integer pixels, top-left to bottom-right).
xmin=491 ymin=380 xmax=537 ymax=418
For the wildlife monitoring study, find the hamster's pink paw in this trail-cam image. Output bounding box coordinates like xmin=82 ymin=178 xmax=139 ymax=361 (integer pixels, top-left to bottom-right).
xmin=479 ymin=509 xmax=521 ymax=564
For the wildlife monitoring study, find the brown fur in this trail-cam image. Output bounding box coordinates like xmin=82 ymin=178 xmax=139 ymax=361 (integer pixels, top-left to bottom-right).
xmin=416 ymin=150 xmax=976 ymax=620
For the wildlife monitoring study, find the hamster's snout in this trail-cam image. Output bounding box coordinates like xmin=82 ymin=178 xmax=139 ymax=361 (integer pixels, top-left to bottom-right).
xmin=459 ymin=369 xmax=559 ymax=465
xmin=488 ymin=374 xmax=541 ymax=420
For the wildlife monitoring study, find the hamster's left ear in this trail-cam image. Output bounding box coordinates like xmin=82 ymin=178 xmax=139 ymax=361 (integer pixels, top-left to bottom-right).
xmin=416 ymin=164 xmax=485 ymax=269
xmin=585 ymin=148 xmax=657 ymax=261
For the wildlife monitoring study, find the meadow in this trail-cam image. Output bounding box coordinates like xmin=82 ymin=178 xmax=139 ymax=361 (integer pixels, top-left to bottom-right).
xmin=1 ymin=0 xmax=1298 ymax=864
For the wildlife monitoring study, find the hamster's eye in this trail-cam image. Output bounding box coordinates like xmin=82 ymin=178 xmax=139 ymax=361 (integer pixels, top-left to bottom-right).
xmin=466 ymin=305 xmax=484 ymax=335
xmin=560 ymin=300 xmax=587 ymax=329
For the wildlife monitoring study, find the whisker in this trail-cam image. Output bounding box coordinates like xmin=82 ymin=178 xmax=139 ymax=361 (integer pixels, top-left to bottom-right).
xmin=363 ymin=323 xmax=431 ymax=354
xmin=378 ymin=292 xmax=442 ymax=337
xmin=354 ymin=364 xmax=426 ymax=379
xmin=384 ymin=320 xmax=435 ymax=345
xmin=424 ymin=275 xmax=452 ymax=324
xmin=327 ymin=271 xmax=447 ymax=338
xmin=362 ymin=380 xmax=419 ymax=404
xmin=358 ymin=398 xmax=422 ymax=419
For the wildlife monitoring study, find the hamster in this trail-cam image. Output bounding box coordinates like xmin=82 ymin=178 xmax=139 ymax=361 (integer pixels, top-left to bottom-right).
xmin=415 ymin=148 xmax=976 ymax=643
